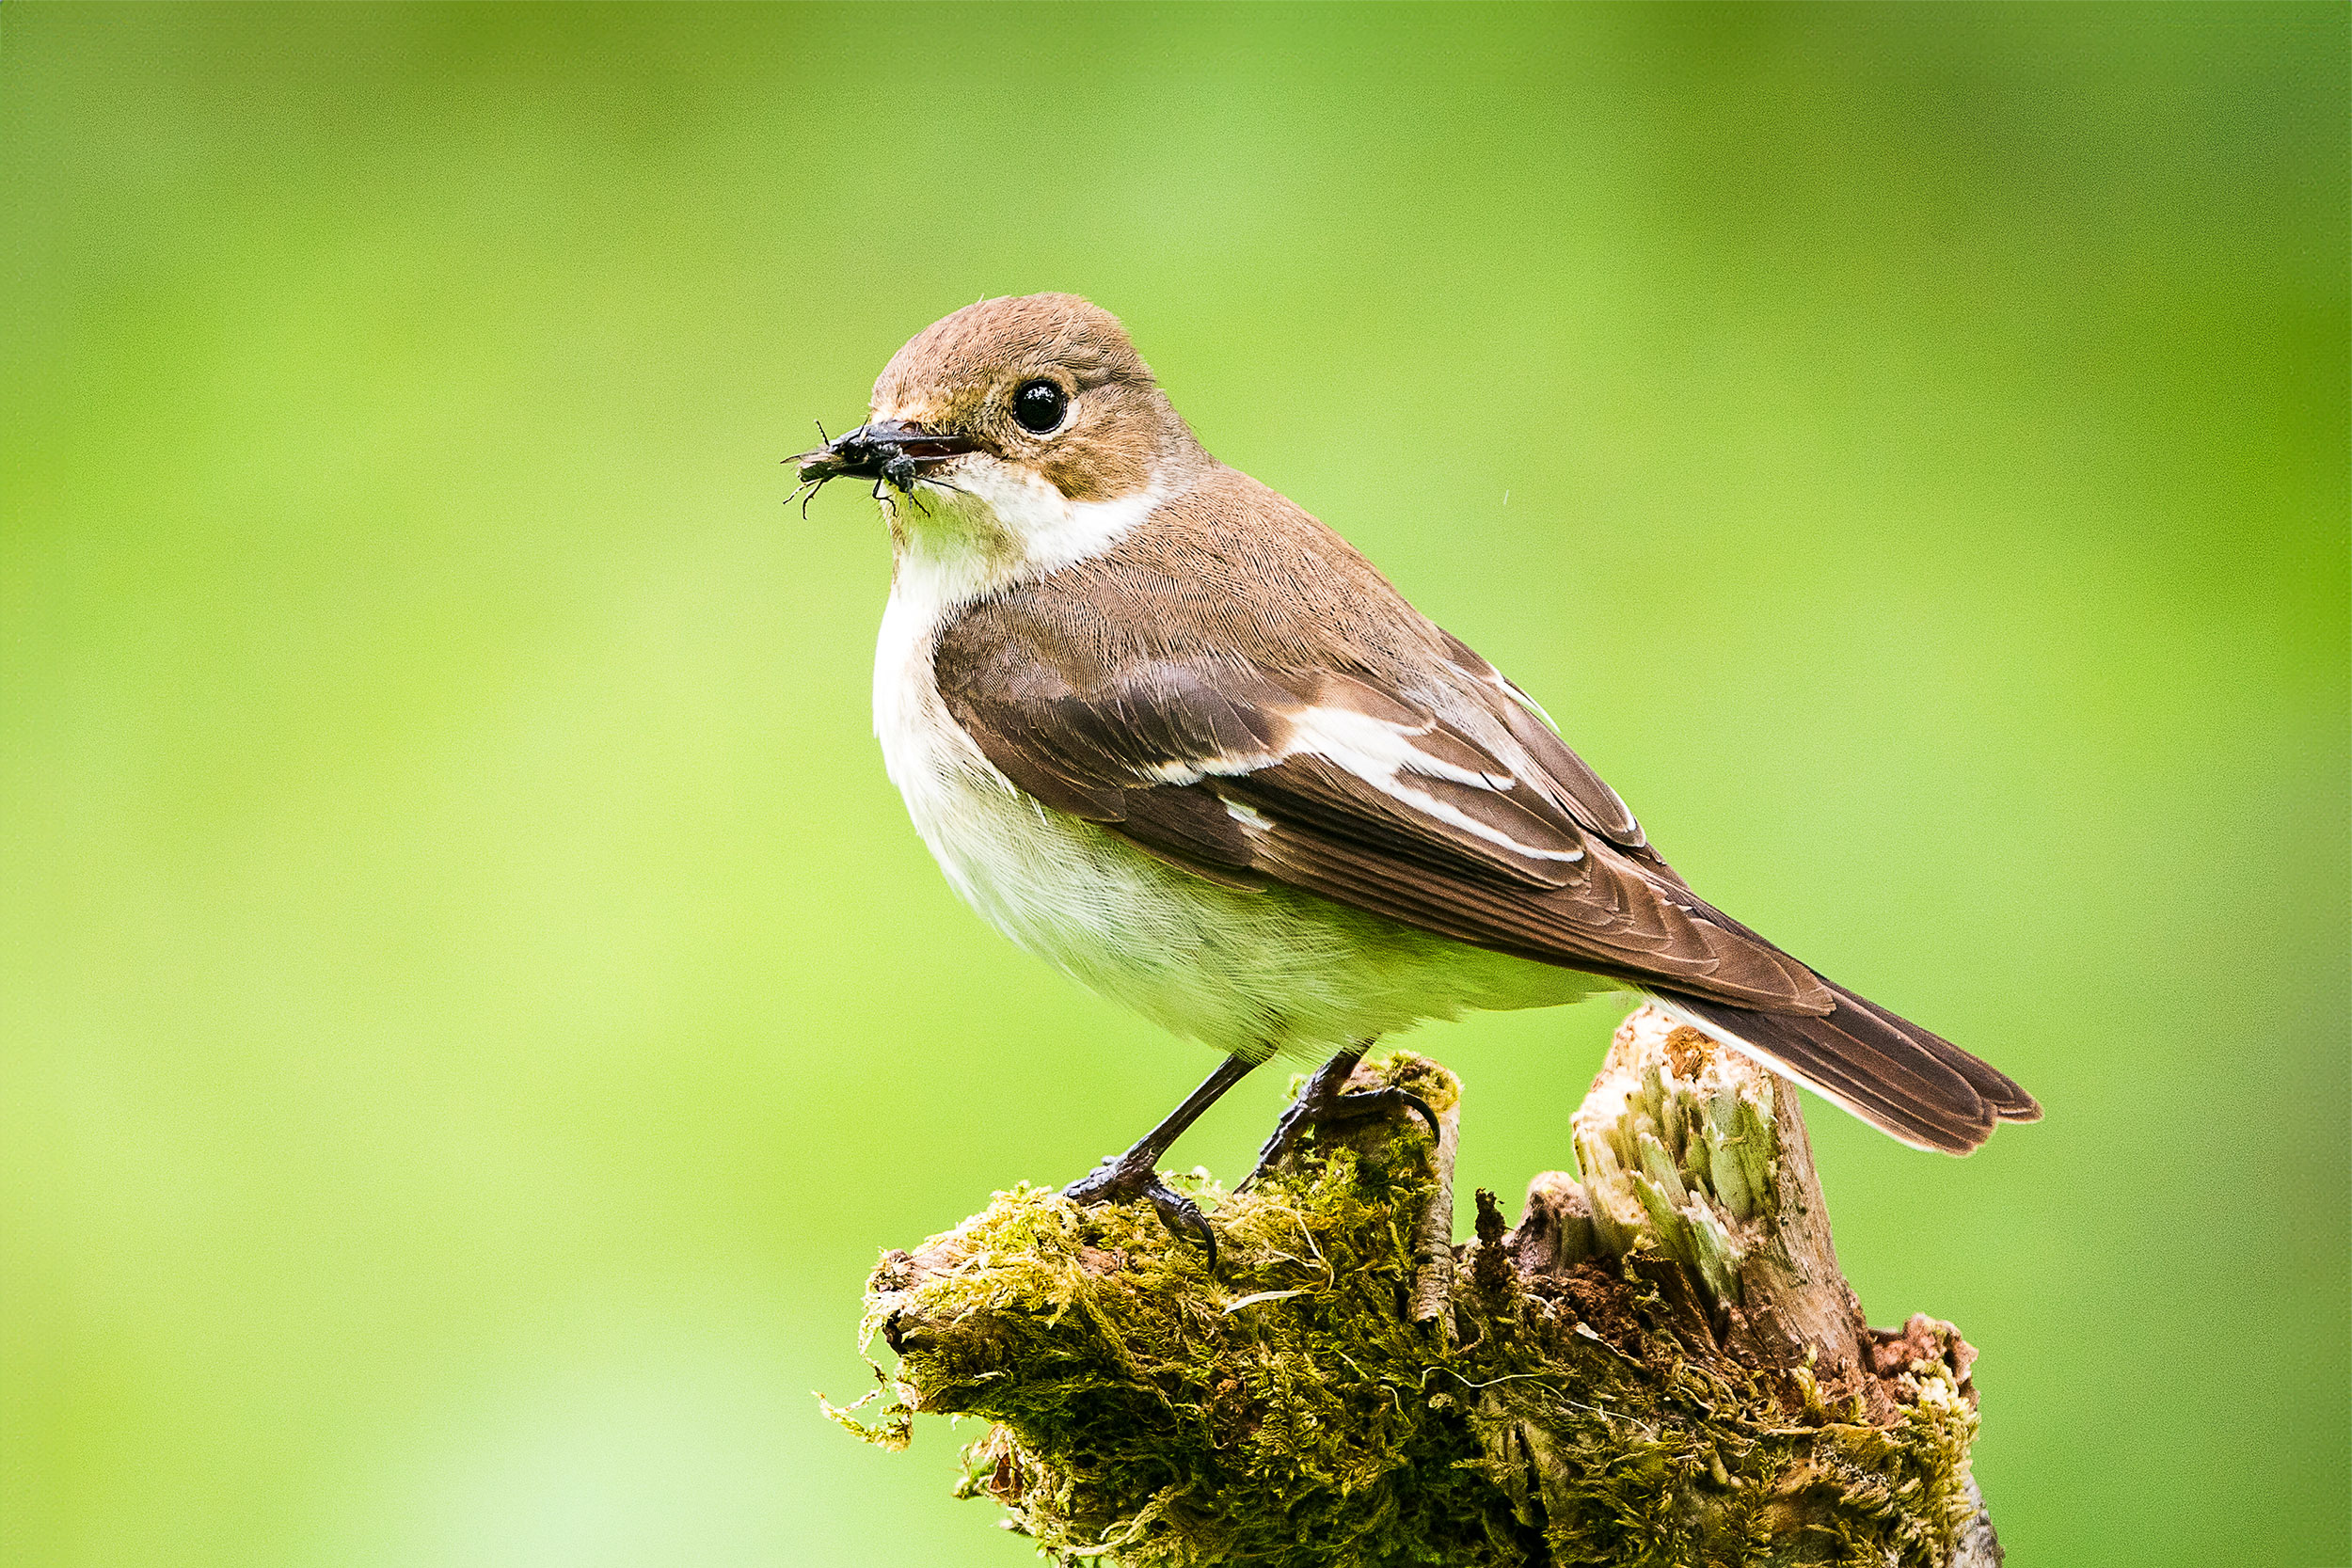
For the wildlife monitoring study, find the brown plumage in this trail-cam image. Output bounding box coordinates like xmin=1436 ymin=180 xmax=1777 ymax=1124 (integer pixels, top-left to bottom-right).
xmin=929 ymin=463 xmax=2037 ymax=1151
xmin=813 ymin=292 xmax=2038 ymax=1180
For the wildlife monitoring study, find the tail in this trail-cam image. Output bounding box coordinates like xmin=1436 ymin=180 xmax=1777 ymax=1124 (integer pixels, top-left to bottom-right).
xmin=1646 ymin=977 xmax=2042 ymax=1154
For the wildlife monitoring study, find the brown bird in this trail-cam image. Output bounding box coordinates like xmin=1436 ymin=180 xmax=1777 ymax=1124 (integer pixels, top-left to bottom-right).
xmin=796 ymin=293 xmax=2038 ymax=1262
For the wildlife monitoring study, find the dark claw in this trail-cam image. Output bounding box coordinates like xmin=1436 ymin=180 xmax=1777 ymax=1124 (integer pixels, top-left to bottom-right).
xmin=1246 ymin=1083 xmax=1442 ymax=1188
xmin=1394 ymin=1088 xmax=1441 ymax=1142
xmin=1145 ymin=1180 xmax=1216 ymax=1275
xmin=1063 ymin=1157 xmax=1217 ymax=1273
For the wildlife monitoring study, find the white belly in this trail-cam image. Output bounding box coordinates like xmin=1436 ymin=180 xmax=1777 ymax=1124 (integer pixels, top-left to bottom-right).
xmin=872 ymin=584 xmax=1604 ymax=1060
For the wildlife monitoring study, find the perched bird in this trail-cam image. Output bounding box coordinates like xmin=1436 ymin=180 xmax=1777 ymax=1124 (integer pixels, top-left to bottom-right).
xmin=795 ymin=293 xmax=2038 ymax=1261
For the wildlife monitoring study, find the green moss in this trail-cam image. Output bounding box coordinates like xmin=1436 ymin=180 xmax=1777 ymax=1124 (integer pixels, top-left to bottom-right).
xmin=845 ymin=1051 xmax=1982 ymax=1568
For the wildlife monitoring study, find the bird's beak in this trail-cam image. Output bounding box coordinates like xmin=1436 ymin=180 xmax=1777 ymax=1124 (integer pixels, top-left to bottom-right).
xmin=792 ymin=420 xmax=979 ymax=488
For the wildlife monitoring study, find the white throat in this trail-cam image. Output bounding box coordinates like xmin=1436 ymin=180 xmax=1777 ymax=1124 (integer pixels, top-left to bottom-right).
xmin=882 ymin=454 xmax=1172 ymax=624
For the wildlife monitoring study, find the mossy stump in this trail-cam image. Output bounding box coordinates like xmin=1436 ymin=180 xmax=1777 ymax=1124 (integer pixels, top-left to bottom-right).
xmin=837 ymin=1007 xmax=2002 ymax=1566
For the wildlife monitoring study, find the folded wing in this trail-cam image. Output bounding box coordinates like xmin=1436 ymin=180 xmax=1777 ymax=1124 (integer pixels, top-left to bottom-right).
xmin=933 ymin=628 xmax=1832 ymax=1015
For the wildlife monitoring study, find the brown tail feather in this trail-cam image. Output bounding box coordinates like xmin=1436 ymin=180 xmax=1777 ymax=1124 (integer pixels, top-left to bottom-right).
xmin=1829 ymin=984 xmax=2041 ymax=1122
xmin=1649 ymin=978 xmax=2038 ymax=1155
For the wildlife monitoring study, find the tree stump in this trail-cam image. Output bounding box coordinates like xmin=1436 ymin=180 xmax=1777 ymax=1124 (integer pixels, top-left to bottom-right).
xmin=834 ymin=1006 xmax=2004 ymax=1566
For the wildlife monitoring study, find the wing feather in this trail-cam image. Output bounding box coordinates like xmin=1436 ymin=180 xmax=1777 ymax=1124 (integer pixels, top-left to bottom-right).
xmin=1433 ymin=628 xmax=1646 ymax=847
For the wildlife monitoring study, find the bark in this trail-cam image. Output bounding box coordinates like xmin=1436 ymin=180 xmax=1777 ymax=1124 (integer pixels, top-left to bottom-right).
xmin=837 ymin=1007 xmax=2004 ymax=1566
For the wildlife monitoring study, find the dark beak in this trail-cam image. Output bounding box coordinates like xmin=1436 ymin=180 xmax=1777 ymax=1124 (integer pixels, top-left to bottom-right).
xmin=791 ymin=420 xmax=978 ymax=488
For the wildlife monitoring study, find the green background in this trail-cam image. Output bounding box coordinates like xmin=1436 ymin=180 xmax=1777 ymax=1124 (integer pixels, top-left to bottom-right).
xmin=6 ymin=5 xmax=2344 ymax=1564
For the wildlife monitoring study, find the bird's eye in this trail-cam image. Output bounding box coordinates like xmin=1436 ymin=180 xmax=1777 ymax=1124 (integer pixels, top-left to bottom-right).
xmin=1012 ymin=379 xmax=1068 ymax=435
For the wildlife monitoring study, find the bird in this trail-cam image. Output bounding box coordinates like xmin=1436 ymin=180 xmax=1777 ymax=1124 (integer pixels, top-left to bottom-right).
xmin=793 ymin=293 xmax=2039 ymax=1263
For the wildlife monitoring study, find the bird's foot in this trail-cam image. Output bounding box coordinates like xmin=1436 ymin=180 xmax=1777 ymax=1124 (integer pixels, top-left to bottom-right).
xmin=1063 ymin=1154 xmax=1217 ymax=1273
xmin=1243 ymin=1057 xmax=1439 ymax=1188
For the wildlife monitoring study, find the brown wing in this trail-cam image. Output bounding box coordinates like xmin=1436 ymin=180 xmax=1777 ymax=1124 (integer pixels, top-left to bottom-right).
xmin=931 ymin=626 xmax=1833 ymax=1015
xmin=1428 ymin=627 xmax=1649 ymax=849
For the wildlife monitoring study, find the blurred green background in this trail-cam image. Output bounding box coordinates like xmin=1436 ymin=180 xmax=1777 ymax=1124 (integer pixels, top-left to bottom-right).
xmin=5 ymin=5 xmax=2344 ymax=1565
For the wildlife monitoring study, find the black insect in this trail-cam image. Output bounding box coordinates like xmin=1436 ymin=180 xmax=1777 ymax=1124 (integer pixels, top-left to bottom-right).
xmin=786 ymin=418 xmax=975 ymax=517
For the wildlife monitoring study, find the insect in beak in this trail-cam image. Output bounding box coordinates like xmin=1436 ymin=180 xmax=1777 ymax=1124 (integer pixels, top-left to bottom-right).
xmin=787 ymin=420 xmax=979 ymax=514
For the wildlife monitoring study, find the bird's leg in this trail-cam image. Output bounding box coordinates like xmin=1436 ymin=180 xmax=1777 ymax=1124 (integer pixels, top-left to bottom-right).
xmin=1063 ymin=1053 xmax=1258 ymax=1271
xmin=1243 ymin=1043 xmax=1439 ymax=1187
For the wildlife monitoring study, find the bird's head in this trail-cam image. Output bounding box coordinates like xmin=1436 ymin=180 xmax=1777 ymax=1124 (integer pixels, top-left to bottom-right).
xmin=794 ymin=294 xmax=1209 ymax=587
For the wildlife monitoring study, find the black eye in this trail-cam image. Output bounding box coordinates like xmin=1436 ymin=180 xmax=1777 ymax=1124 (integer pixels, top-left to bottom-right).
xmin=1012 ymin=379 xmax=1068 ymax=434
